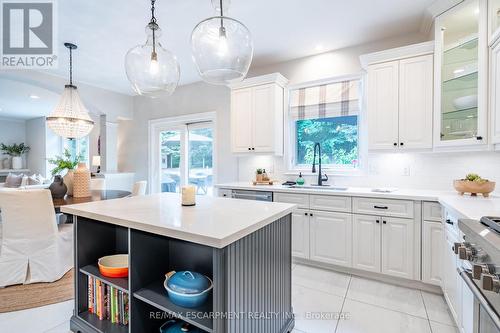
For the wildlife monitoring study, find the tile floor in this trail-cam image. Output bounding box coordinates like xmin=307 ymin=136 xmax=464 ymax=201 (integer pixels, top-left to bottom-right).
xmin=0 ymin=264 xmax=459 ymax=333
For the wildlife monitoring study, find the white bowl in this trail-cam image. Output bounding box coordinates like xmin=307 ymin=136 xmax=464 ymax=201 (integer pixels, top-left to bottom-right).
xmin=453 ymin=95 xmax=477 ymax=110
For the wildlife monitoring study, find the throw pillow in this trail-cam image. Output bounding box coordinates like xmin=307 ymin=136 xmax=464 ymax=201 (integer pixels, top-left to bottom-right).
xmin=4 ymin=173 xmax=23 ymax=188
xmin=28 ymin=174 xmax=43 ymax=185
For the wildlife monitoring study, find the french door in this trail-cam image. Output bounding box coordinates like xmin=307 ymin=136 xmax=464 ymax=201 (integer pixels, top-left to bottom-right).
xmin=150 ymin=113 xmax=215 ymax=195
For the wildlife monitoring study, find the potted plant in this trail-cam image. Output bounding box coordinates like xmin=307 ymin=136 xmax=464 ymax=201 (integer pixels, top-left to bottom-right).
xmin=454 ymin=173 xmax=496 ymax=197
xmin=256 ymin=168 xmax=264 ymax=182
xmin=48 ymin=149 xmax=83 ymax=196
xmin=0 ymin=143 xmax=30 ymax=169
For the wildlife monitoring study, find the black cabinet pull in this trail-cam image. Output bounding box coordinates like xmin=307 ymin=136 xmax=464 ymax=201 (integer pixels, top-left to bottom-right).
xmin=446 ymin=219 xmax=454 ymax=225
xmin=476 ymin=136 xmax=483 ymax=141
xmin=374 ymin=205 xmax=388 ymax=210
xmin=304 ymin=212 xmax=308 ymax=216
xmin=376 ymin=219 xmax=380 ymax=224
xmin=252 ymin=147 xmax=255 ymax=150
xmin=400 ymin=142 xmax=404 ymax=146
xmin=310 ymin=213 xmax=313 ymax=217
xmin=393 ymin=142 xmax=398 ymax=146
xmin=383 ymin=220 xmax=387 ymax=224
xmin=248 ymin=148 xmax=251 ymax=151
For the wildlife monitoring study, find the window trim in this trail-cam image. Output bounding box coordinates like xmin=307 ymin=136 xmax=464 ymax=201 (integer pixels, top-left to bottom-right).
xmin=285 ymin=73 xmax=367 ymax=176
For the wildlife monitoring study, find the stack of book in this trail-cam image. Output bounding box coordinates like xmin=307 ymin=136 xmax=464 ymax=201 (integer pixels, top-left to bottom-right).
xmin=87 ymin=276 xmax=129 ymax=326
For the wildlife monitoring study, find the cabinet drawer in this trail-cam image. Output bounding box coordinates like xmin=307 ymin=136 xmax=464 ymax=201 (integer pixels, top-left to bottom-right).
xmin=423 ymin=202 xmax=442 ymax=222
xmin=274 ymin=192 xmax=309 ymax=209
xmin=353 ymin=197 xmax=414 ymax=218
xmin=310 ymin=195 xmax=351 ymax=213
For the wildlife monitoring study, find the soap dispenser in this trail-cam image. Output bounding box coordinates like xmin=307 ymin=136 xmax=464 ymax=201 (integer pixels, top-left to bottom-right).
xmin=296 ymin=172 xmax=305 ymax=186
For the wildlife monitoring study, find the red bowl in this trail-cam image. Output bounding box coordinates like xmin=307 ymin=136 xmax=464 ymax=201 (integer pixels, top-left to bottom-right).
xmin=98 ymin=254 xmax=128 ymax=278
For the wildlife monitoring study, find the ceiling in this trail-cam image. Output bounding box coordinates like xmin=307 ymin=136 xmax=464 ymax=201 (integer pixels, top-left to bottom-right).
xmin=0 ymin=78 xmax=60 ymax=120
xmin=43 ymin=0 xmax=436 ymax=95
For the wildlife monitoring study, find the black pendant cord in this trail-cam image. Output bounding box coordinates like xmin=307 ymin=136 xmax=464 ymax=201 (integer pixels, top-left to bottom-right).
xmin=151 ymin=0 xmax=157 ymax=56
xmin=219 ymin=0 xmax=224 ymax=29
xmin=69 ymin=47 xmax=73 ymax=85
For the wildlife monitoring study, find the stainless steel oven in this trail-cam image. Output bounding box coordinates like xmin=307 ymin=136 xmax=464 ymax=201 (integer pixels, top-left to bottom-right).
xmin=457 ymin=218 xmax=500 ymax=333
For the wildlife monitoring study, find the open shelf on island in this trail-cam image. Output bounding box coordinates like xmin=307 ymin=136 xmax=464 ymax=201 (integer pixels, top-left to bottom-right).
xmin=133 ymin=279 xmax=213 ymax=333
xmin=80 ymin=264 xmax=129 ymax=293
xmin=78 ymin=311 xmax=128 ymax=333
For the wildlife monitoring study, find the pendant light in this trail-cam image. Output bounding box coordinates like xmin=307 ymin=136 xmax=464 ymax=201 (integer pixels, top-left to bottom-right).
xmin=125 ymin=0 xmax=180 ymax=97
xmin=191 ymin=0 xmax=253 ymax=85
xmin=46 ymin=43 xmax=94 ymax=139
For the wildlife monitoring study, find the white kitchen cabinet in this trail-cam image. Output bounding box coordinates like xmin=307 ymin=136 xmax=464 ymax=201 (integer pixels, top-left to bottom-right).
xmin=230 ymin=73 xmax=288 ymax=155
xmin=422 ymin=221 xmax=443 ymax=285
xmin=310 ymin=211 xmax=352 ymax=267
xmin=491 ymin=39 xmax=500 ymax=144
xmin=291 ymin=209 xmax=310 ymax=259
xmin=381 ymin=217 xmax=414 ymax=279
xmin=398 ymin=55 xmax=434 ymax=149
xmin=352 ymin=214 xmax=381 ymax=272
xmin=367 ymin=61 xmax=400 ymax=150
xmin=364 ymin=43 xmax=434 ymax=151
xmin=461 ymin=278 xmax=475 ymax=333
xmin=442 ymin=226 xmax=461 ymax=324
xmin=434 ymin=0 xmax=488 ymax=148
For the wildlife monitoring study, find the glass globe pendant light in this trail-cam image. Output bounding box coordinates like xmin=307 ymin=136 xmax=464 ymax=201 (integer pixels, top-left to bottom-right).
xmin=191 ymin=0 xmax=253 ymax=85
xmin=125 ymin=0 xmax=180 ymax=97
xmin=46 ymin=43 xmax=94 ymax=139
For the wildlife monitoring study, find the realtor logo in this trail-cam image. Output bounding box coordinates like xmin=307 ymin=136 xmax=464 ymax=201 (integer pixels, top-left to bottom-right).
xmin=1 ymin=0 xmax=58 ymax=68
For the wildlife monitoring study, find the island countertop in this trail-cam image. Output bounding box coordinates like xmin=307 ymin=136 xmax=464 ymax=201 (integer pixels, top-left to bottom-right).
xmin=61 ymin=192 xmax=296 ymax=248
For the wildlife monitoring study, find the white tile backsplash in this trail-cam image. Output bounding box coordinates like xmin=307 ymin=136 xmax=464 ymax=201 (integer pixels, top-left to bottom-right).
xmin=238 ymin=151 xmax=500 ymax=191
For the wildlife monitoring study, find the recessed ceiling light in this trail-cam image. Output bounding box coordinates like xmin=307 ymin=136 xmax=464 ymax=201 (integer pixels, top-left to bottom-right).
xmin=29 ymin=94 xmax=40 ymax=99
xmin=315 ymin=44 xmax=325 ymax=52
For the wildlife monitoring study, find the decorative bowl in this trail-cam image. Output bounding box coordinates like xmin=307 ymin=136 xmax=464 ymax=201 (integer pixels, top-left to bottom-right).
xmin=98 ymin=254 xmax=129 ymax=278
xmin=453 ymin=180 xmax=496 ymax=197
xmin=163 ymin=271 xmax=213 ymax=308
xmin=453 ymin=95 xmax=477 ymax=110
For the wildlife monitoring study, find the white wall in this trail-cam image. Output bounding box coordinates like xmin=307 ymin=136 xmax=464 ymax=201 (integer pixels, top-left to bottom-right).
xmin=119 ymin=81 xmax=236 ymax=186
xmin=0 ymin=118 xmax=27 ymax=169
xmin=25 ymin=117 xmax=47 ymax=175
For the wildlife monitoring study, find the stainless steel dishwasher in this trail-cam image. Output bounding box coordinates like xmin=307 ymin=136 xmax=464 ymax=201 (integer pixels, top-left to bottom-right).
xmin=231 ymin=189 xmax=273 ymax=202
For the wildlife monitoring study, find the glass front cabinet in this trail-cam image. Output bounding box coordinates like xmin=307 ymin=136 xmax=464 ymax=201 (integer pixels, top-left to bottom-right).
xmin=434 ymin=0 xmax=488 ymax=148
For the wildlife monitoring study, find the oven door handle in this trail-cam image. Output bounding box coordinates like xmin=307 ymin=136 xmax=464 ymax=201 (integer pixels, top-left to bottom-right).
xmin=458 ymin=268 xmax=500 ymax=331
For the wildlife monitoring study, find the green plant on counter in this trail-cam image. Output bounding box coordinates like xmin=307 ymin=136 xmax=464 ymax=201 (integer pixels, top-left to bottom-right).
xmin=0 ymin=142 xmax=30 ymax=156
xmin=464 ymin=173 xmax=488 ymax=183
xmin=48 ymin=148 xmax=83 ymax=176
xmin=256 ymin=168 xmax=263 ymax=175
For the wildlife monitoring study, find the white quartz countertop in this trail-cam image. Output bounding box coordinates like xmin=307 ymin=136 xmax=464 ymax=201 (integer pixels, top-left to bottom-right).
xmin=215 ymin=182 xmax=500 ymax=221
xmin=61 ymin=192 xmax=296 ymax=248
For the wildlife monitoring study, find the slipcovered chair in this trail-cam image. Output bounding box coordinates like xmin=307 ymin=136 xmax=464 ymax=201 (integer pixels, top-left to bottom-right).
xmin=0 ymin=190 xmax=73 ymax=287
xmin=131 ymin=181 xmax=147 ymax=196
xmin=90 ymin=178 xmax=106 ymax=191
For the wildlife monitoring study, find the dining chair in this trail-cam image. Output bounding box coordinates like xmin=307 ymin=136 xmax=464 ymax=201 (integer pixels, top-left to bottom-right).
xmin=131 ymin=181 xmax=147 ymax=196
xmin=0 ymin=190 xmax=73 ymax=287
xmin=90 ymin=178 xmax=106 ymax=191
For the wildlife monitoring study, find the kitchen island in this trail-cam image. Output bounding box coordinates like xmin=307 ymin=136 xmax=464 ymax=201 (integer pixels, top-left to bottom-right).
xmin=61 ymin=193 xmax=296 ymax=333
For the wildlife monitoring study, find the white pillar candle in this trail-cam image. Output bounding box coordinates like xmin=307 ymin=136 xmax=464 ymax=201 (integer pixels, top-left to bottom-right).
xmin=181 ymin=185 xmax=196 ymax=206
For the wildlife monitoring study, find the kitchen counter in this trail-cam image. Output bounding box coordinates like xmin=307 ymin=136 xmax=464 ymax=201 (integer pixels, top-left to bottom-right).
xmin=216 ymin=182 xmax=500 ymax=220
xmin=61 ymin=192 xmax=295 ymax=248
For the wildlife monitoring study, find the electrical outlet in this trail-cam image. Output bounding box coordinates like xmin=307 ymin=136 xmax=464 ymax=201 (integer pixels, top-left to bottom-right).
xmin=402 ymin=166 xmax=411 ymax=176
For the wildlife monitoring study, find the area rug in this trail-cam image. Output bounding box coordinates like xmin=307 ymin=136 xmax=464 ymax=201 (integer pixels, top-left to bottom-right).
xmin=0 ymin=269 xmax=74 ymax=313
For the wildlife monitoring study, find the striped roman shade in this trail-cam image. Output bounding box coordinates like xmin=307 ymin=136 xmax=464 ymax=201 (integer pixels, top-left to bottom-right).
xmin=290 ymin=79 xmax=360 ymax=120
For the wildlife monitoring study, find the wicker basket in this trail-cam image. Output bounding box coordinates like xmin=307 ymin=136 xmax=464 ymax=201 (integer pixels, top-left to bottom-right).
xmin=73 ymin=163 xmax=91 ymax=198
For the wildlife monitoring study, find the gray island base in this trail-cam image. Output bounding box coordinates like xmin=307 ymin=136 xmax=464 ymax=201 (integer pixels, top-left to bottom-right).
xmin=62 ymin=193 xmax=295 ymax=333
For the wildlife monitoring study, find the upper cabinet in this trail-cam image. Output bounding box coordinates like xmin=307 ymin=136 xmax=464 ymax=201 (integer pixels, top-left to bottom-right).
xmin=489 ymin=0 xmax=500 ymax=44
xmin=491 ymin=38 xmax=500 ymax=145
xmin=362 ymin=42 xmax=434 ymax=150
xmin=434 ymin=0 xmax=488 ymax=148
xmin=230 ymin=73 xmax=288 ymax=155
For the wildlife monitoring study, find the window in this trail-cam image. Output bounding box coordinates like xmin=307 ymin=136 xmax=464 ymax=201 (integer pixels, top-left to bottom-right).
xmin=289 ymin=78 xmax=361 ymax=170
xmin=64 ymin=137 xmax=89 ymax=164
xmin=150 ymin=112 xmax=216 ymax=196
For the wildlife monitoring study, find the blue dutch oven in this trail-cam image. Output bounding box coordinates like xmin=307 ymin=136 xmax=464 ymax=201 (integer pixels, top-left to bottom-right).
xmin=164 ymin=271 xmax=213 ymax=308
xmin=159 ymin=320 xmax=204 ymax=333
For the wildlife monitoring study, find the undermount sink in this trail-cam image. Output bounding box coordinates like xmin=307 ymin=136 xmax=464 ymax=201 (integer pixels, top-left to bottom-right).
xmin=289 ymin=185 xmax=349 ymax=191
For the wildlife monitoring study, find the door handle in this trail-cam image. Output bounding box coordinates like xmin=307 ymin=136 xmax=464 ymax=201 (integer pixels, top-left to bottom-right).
xmin=446 ymin=219 xmax=454 ymax=225
xmin=374 ymin=205 xmax=388 ymax=210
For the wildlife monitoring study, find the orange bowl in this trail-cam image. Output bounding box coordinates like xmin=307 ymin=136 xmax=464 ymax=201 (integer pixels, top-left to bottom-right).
xmin=98 ymin=254 xmax=129 ymax=278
